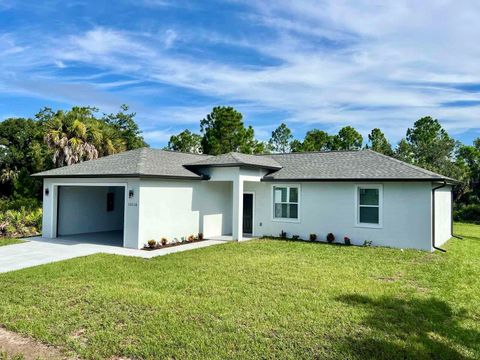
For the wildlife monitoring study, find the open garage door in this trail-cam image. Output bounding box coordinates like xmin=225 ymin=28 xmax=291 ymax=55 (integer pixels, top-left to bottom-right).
xmin=57 ymin=185 xmax=125 ymax=246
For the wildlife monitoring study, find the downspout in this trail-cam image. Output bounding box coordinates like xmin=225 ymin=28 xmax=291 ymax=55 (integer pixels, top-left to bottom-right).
xmin=432 ymin=181 xmax=447 ymax=252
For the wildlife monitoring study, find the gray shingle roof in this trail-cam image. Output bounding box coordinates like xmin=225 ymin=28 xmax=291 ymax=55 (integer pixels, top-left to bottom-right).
xmin=261 ymin=149 xmax=456 ymax=182
xmin=33 ymin=148 xmax=210 ymax=179
xmin=33 ymin=148 xmax=457 ymax=183
xmin=185 ymin=152 xmax=282 ymax=170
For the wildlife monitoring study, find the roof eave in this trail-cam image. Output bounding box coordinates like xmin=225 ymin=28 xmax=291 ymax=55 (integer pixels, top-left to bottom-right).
xmin=261 ymin=177 xmax=459 ymax=183
xmin=32 ymin=173 xmax=206 ymax=180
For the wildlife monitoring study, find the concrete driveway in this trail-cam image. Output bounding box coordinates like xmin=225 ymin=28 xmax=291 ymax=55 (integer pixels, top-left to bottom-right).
xmin=0 ymin=235 xmax=226 ymax=273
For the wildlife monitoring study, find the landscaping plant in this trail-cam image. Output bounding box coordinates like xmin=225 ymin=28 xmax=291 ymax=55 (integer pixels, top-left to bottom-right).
xmin=147 ymin=239 xmax=156 ymax=249
xmin=326 ymin=233 xmax=335 ymax=243
xmin=344 ymin=236 xmax=351 ymax=245
xmin=309 ymin=233 xmax=317 ymax=242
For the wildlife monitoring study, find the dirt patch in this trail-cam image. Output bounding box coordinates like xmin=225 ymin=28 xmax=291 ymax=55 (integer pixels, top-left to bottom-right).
xmin=0 ymin=327 xmax=73 ymax=360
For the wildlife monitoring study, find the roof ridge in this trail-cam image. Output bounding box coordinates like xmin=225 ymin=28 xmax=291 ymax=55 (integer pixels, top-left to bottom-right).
xmin=259 ymin=149 xmax=362 ymax=156
xmin=230 ymin=152 xmax=244 ymax=162
xmin=364 ymin=149 xmax=446 ymax=179
xmin=157 ymin=148 xmax=211 ymax=157
xmin=135 ymin=148 xmax=148 ymax=174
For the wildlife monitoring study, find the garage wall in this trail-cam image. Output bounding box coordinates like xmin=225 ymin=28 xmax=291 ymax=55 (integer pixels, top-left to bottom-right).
xmin=138 ymin=179 xmax=232 ymax=246
xmin=244 ymin=181 xmax=433 ymax=251
xmin=434 ymin=185 xmax=452 ymax=247
xmin=57 ymin=186 xmax=124 ymax=235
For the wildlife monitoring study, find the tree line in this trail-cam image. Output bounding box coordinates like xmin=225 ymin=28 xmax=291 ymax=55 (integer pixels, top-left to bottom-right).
xmin=0 ymin=104 xmax=478 ymax=221
xmin=0 ymin=105 xmax=147 ymax=200
xmin=166 ymin=106 xmax=479 ymax=220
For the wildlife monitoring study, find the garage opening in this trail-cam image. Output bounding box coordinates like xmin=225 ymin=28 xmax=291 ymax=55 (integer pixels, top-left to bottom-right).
xmin=57 ymin=185 xmax=125 ymax=246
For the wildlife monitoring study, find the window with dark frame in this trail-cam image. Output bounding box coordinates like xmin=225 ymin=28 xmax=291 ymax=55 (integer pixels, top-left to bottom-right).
xmin=273 ymin=186 xmax=299 ymax=219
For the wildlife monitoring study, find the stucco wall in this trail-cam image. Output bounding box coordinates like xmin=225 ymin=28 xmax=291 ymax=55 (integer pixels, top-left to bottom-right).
xmin=42 ymin=178 xmax=141 ymax=248
xmin=244 ymin=181 xmax=434 ymax=251
xmin=138 ymin=179 xmax=232 ymax=246
xmin=434 ymin=185 xmax=452 ymax=247
xmin=57 ymin=186 xmax=124 ymax=235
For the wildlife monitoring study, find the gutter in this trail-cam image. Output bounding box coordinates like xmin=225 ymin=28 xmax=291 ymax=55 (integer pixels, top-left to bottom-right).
xmin=432 ymin=181 xmax=447 ymax=252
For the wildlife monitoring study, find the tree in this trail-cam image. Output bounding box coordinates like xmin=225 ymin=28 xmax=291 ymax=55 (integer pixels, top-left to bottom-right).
xmin=268 ymin=123 xmax=293 ymax=153
xmin=289 ymin=139 xmax=304 ymax=153
xmin=366 ymin=128 xmax=393 ymax=156
xmin=166 ymin=129 xmax=202 ymax=153
xmin=405 ymin=116 xmax=456 ymax=173
xmin=0 ymin=118 xmax=48 ymax=198
xmin=330 ymin=126 xmax=363 ymax=150
xmin=102 ymin=104 xmax=147 ymax=150
xmin=39 ymin=107 xmax=101 ymax=167
xmin=394 ymin=139 xmax=414 ymax=163
xmin=287 ymin=129 xmax=330 ymax=153
xmin=200 ymin=106 xmax=262 ymax=155
xmin=456 ymin=139 xmax=480 ymax=203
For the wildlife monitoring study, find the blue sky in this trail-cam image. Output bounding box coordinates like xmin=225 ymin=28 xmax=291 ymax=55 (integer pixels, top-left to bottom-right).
xmin=1 ymin=0 xmax=480 ymax=147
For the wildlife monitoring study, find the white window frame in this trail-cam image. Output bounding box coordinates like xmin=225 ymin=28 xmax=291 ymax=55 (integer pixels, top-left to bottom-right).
xmin=355 ymin=184 xmax=383 ymax=228
xmin=271 ymin=184 xmax=301 ymax=223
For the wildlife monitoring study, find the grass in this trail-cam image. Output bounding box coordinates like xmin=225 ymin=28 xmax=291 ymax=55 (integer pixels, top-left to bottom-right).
xmin=0 ymin=224 xmax=479 ymax=359
xmin=0 ymin=238 xmax=23 ymax=247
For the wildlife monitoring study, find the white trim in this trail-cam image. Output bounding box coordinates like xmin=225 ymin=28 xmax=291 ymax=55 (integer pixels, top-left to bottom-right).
xmin=51 ymin=182 xmax=128 ymax=247
xmin=243 ymin=191 xmax=255 ymax=236
xmin=271 ymin=184 xmax=301 ymax=223
xmin=354 ymin=184 xmax=383 ymax=228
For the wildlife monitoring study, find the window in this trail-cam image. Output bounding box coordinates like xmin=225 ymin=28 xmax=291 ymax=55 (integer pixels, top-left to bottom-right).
xmin=356 ymin=185 xmax=382 ymax=226
xmin=273 ymin=185 xmax=299 ymax=220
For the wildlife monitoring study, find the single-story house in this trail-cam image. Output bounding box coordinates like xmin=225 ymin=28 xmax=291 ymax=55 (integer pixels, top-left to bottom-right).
xmin=33 ymin=148 xmax=457 ymax=251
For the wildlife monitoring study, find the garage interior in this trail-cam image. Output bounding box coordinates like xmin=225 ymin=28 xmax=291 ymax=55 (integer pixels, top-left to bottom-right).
xmin=57 ymin=185 xmax=125 ymax=246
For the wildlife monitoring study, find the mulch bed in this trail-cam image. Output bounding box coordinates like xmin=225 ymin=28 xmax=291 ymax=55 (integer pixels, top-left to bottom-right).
xmin=142 ymin=238 xmax=207 ymax=251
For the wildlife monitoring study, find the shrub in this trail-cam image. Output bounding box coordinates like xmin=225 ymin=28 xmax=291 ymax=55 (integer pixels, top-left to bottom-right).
xmin=344 ymin=236 xmax=351 ymax=246
xmin=147 ymin=239 xmax=156 ymax=249
xmin=326 ymin=233 xmax=335 ymax=243
xmin=0 ymin=207 xmax=42 ymax=238
xmin=279 ymin=230 xmax=287 ymax=239
xmin=454 ymin=204 xmax=480 ymax=224
xmin=309 ymin=233 xmax=317 ymax=242
xmin=198 ymin=233 xmax=204 ymax=241
xmin=187 ymin=234 xmax=195 ymax=242
xmin=363 ymin=240 xmax=373 ymax=247
xmin=292 ymin=235 xmax=300 ymax=240
xmin=161 ymin=238 xmax=168 ymax=246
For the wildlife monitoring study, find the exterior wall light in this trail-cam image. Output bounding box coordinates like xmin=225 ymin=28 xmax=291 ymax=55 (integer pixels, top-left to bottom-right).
xmin=129 ymin=189 xmax=134 ymax=198
xmin=45 ymin=188 xmax=49 ymax=196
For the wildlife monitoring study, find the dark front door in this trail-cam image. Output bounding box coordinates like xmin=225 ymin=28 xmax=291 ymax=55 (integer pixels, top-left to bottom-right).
xmin=243 ymin=193 xmax=253 ymax=234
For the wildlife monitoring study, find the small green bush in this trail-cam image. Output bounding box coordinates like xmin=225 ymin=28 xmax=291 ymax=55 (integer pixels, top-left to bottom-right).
xmin=147 ymin=239 xmax=156 ymax=249
xmin=0 ymin=207 xmax=42 ymax=238
xmin=309 ymin=234 xmax=317 ymax=241
xmin=454 ymin=204 xmax=480 ymax=224
xmin=326 ymin=233 xmax=335 ymax=243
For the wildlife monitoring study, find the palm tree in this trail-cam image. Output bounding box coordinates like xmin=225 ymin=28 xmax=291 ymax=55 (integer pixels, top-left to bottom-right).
xmin=42 ymin=107 xmax=101 ymax=167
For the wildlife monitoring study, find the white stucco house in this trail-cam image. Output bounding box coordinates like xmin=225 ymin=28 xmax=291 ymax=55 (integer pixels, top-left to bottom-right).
xmin=33 ymin=148 xmax=457 ymax=251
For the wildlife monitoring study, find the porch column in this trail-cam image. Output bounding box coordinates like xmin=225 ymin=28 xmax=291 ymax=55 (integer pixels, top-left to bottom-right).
xmin=232 ymin=177 xmax=244 ymax=241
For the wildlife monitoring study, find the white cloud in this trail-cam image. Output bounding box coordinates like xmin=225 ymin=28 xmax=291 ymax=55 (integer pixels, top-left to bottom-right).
xmin=2 ymin=1 xmax=480 ymax=145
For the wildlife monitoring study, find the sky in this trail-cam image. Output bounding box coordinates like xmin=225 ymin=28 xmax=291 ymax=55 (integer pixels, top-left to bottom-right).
xmin=1 ymin=0 xmax=480 ymax=148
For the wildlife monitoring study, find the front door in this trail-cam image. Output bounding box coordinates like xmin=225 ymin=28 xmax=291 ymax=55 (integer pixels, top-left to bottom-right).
xmin=243 ymin=193 xmax=253 ymax=234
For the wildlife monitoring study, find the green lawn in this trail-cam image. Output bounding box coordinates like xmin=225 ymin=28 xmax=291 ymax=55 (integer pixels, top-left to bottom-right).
xmin=0 ymin=224 xmax=479 ymax=359
xmin=0 ymin=238 xmax=23 ymax=247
